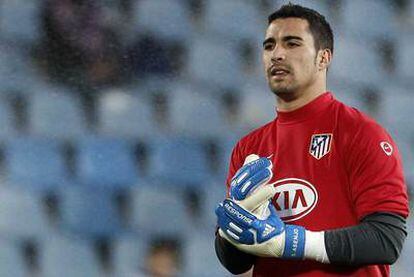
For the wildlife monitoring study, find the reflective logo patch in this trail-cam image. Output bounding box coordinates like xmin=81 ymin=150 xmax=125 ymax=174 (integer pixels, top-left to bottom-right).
xmin=380 ymin=141 xmax=393 ymax=156
xmin=309 ymin=134 xmax=333 ymax=160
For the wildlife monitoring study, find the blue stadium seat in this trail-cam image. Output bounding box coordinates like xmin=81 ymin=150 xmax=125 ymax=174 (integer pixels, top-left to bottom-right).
xmin=392 ymin=136 xmax=414 ymax=176
xmin=5 ymin=137 xmax=68 ymax=191
xmin=0 ymin=42 xmax=38 ymax=92
xmin=395 ymin=36 xmax=414 ymax=81
xmin=76 ymin=137 xmax=139 ymax=188
xmin=275 ymin=0 xmax=332 ymax=22
xmin=132 ymin=0 xmax=192 ymax=42
xmin=0 ymin=96 xmax=17 ymax=138
xmin=239 ymin=82 xmax=276 ymax=131
xmin=129 ymin=186 xmax=192 ymax=236
xmin=169 ymin=85 xmax=229 ymax=137
xmin=381 ymin=88 xmax=414 ymax=138
xmin=329 ymin=81 xmax=366 ymax=111
xmin=28 ymin=90 xmax=87 ymax=139
xmin=183 ymin=233 xmax=229 ymax=277
xmin=201 ymin=184 xmax=226 ymax=231
xmin=330 ymin=35 xmax=385 ymax=85
xmin=392 ymin=215 xmax=414 ymax=276
xmin=341 ymin=0 xmax=397 ymax=40
xmin=0 ymin=0 xmax=41 ymax=43
xmin=147 ymin=137 xmax=210 ymax=186
xmin=0 ymin=239 xmax=29 ymax=277
xmin=58 ymin=185 xmax=123 ymax=237
xmin=187 ymin=36 xmax=243 ymax=89
xmin=0 ymin=186 xmax=53 ymax=239
xmin=97 ymin=89 xmax=159 ymax=138
xmin=40 ymin=234 xmax=103 ymax=277
xmin=113 ymin=235 xmax=146 ymax=276
xmin=204 ymin=0 xmax=262 ymax=42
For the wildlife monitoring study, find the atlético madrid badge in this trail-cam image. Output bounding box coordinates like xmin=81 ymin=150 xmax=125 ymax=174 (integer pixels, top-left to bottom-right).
xmin=309 ymin=134 xmax=333 ymax=160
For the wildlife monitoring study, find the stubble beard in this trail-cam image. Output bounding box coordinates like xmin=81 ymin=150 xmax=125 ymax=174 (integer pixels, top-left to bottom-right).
xmin=269 ymin=79 xmax=300 ymax=101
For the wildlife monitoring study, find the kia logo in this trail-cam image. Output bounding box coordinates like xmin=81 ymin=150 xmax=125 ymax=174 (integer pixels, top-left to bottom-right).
xmin=269 ymin=178 xmax=318 ymax=222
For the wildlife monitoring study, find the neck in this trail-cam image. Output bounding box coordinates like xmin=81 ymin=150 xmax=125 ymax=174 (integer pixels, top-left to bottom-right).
xmin=276 ymin=78 xmax=326 ymax=112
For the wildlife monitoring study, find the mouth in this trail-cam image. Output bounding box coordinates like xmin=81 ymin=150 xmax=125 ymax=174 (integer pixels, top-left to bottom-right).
xmin=269 ymin=66 xmax=290 ymax=77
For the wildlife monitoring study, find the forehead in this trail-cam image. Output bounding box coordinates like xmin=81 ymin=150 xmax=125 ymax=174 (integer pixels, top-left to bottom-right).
xmin=265 ymin=17 xmax=313 ymax=42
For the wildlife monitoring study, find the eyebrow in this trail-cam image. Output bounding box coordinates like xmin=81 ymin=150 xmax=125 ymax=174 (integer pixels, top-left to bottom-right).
xmin=262 ymin=36 xmax=304 ymax=47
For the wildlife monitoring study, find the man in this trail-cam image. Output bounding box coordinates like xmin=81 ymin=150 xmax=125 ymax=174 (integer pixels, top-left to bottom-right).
xmin=215 ymin=4 xmax=409 ymax=277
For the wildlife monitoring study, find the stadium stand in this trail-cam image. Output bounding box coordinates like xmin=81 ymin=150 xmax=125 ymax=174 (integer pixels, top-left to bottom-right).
xmin=0 ymin=0 xmax=412 ymax=276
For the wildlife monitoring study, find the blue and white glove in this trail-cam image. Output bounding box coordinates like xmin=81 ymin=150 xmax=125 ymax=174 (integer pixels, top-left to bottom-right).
xmin=217 ymin=154 xmax=329 ymax=262
xmin=230 ymin=155 xmax=273 ymax=202
xmin=216 ymin=198 xmax=306 ymax=259
xmin=229 ymin=155 xmax=274 ymax=218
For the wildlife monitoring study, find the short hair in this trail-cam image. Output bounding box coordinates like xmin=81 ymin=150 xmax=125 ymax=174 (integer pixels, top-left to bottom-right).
xmin=268 ymin=3 xmax=334 ymax=54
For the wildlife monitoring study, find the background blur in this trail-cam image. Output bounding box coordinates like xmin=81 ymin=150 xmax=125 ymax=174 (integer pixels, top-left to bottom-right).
xmin=0 ymin=0 xmax=412 ymax=276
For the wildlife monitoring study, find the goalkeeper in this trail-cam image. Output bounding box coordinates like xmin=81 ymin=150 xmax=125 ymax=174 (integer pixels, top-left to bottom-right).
xmin=215 ymin=4 xmax=409 ymax=277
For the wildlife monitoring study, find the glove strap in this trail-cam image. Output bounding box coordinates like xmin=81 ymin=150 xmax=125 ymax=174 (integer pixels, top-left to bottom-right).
xmin=282 ymin=225 xmax=306 ymax=259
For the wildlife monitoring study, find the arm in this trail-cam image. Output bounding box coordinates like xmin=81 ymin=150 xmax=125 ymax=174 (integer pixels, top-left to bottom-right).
xmin=217 ymin=199 xmax=408 ymax=266
xmin=325 ymin=212 xmax=407 ymax=265
xmin=215 ymin=231 xmax=255 ymax=274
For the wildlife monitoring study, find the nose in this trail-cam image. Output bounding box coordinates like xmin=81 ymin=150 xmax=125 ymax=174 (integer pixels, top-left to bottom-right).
xmin=271 ymin=45 xmax=286 ymax=63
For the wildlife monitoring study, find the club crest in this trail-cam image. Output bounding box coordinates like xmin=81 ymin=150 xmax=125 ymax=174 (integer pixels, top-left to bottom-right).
xmin=309 ymin=134 xmax=332 ymax=160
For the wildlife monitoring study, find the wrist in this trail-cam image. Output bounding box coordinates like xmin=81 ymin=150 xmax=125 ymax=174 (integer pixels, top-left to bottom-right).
xmin=304 ymin=230 xmax=330 ymax=263
xmin=282 ymin=225 xmax=306 ymax=259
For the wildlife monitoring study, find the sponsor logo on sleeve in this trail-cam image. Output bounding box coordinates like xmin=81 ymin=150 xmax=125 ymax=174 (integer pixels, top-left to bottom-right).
xmin=380 ymin=141 xmax=393 ymax=156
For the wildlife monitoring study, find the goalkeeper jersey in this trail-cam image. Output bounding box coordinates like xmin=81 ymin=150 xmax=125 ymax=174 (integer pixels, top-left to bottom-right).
xmin=226 ymin=92 xmax=409 ymax=277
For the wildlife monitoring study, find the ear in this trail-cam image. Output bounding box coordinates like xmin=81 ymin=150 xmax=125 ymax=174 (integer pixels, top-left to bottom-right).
xmin=317 ymin=49 xmax=332 ymax=71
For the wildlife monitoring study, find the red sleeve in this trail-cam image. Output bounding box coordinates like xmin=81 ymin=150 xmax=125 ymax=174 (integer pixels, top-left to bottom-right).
xmin=346 ymin=121 xmax=409 ymax=220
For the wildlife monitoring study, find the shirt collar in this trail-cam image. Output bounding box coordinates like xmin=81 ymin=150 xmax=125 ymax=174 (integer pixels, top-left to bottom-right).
xmin=276 ymin=92 xmax=334 ymax=124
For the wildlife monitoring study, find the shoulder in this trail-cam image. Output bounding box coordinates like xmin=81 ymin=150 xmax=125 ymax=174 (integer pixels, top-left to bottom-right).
xmin=334 ymin=99 xmax=394 ymax=156
xmin=335 ymin=98 xmax=389 ymax=139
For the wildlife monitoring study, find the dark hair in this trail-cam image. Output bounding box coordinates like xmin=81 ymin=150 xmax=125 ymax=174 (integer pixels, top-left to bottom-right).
xmin=268 ymin=3 xmax=334 ymax=54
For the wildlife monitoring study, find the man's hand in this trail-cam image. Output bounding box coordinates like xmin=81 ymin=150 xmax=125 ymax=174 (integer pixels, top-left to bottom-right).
xmin=229 ymin=155 xmax=273 ymax=202
xmin=216 ymin=198 xmax=306 ymax=259
xmin=229 ymin=155 xmax=274 ymax=219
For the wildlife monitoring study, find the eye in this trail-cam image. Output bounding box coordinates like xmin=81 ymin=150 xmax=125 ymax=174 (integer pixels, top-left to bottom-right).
xmin=287 ymin=42 xmax=300 ymax=48
xmin=263 ymin=43 xmax=274 ymax=51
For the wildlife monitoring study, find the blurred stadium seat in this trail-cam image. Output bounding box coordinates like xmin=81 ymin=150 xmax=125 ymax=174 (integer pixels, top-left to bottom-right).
xmin=331 ymin=35 xmax=385 ymax=85
xmin=0 ymin=96 xmax=17 ymax=138
xmin=239 ymin=82 xmax=276 ymax=130
xmin=5 ymin=137 xmax=68 ymax=191
xmin=97 ymin=88 xmax=159 ymax=138
xmin=186 ymin=36 xmax=243 ymax=89
xmin=0 ymin=238 xmax=29 ymax=277
xmin=112 ymin=235 xmax=146 ymax=276
xmin=183 ymin=232 xmax=228 ymax=277
xmin=0 ymin=186 xmax=53 ymax=239
xmin=27 ymin=90 xmax=87 ymax=139
xmin=129 ymin=186 xmax=192 ymax=236
xmin=58 ymin=185 xmax=123 ymax=237
xmin=40 ymin=234 xmax=103 ymax=277
xmin=169 ymin=84 xmax=229 ymax=137
xmin=204 ymin=0 xmax=263 ymax=42
xmin=147 ymin=136 xmax=210 ymax=186
xmin=341 ymin=0 xmax=398 ymax=40
xmin=76 ymin=137 xmax=139 ymax=188
xmin=0 ymin=0 xmax=41 ymax=44
xmin=395 ymin=36 xmax=414 ymax=81
xmin=381 ymin=88 xmax=414 ymax=139
xmin=132 ymin=0 xmax=192 ymax=42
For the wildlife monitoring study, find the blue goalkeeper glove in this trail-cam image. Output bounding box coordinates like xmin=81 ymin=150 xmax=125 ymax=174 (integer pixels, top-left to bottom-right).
xmin=229 ymin=155 xmax=273 ymax=201
xmin=216 ymin=198 xmax=306 ymax=259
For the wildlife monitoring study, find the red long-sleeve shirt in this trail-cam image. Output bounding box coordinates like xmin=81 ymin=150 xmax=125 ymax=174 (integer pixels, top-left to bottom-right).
xmin=226 ymin=92 xmax=409 ymax=277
